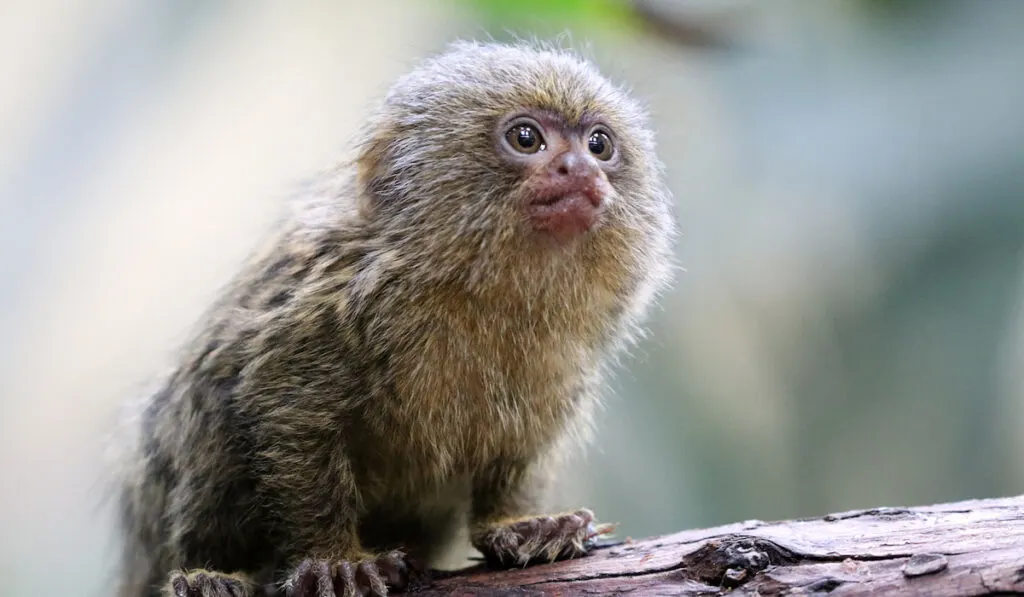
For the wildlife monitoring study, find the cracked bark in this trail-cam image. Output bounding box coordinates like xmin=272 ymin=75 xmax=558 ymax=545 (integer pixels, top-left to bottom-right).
xmin=407 ymin=495 xmax=1024 ymax=596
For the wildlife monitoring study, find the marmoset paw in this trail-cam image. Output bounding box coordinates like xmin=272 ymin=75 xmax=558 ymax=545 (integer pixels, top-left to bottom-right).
xmin=473 ymin=508 xmax=615 ymax=568
xmin=168 ymin=570 xmax=255 ymax=597
xmin=284 ymin=550 xmax=417 ymax=597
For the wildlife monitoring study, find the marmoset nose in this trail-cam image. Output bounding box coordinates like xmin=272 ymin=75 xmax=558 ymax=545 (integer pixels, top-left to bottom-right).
xmin=548 ymin=150 xmax=599 ymax=181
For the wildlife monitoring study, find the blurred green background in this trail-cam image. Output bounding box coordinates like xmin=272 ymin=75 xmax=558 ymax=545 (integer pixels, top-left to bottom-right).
xmin=2 ymin=1 xmax=1023 ymax=595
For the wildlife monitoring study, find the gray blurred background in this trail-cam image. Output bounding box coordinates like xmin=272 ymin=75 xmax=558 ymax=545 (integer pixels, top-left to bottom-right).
xmin=2 ymin=0 xmax=1023 ymax=595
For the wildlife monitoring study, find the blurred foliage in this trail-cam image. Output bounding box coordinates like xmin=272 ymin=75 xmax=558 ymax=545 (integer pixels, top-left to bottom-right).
xmin=859 ymin=0 xmax=953 ymax=16
xmin=457 ymin=0 xmax=640 ymax=36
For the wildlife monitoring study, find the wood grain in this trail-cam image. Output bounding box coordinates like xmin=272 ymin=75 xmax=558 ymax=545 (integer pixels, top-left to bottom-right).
xmin=408 ymin=496 xmax=1024 ymax=596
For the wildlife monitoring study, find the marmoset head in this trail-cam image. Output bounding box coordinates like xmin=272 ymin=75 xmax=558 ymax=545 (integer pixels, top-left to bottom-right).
xmin=353 ymin=41 xmax=674 ymax=292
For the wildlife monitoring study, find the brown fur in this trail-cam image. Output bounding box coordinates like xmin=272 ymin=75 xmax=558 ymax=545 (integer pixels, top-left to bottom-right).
xmin=111 ymin=40 xmax=676 ymax=597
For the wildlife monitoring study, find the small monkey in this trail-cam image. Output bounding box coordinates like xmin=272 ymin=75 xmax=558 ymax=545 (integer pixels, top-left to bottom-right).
xmin=112 ymin=40 xmax=676 ymax=597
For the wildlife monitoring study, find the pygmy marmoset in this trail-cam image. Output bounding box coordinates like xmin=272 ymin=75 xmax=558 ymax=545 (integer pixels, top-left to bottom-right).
xmin=112 ymin=40 xmax=676 ymax=597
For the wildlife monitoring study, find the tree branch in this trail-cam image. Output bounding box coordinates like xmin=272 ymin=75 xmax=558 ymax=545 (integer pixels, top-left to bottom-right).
xmin=410 ymin=495 xmax=1024 ymax=596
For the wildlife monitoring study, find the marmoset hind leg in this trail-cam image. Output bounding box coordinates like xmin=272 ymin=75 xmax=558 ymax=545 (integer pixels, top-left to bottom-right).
xmin=164 ymin=536 xmax=415 ymax=597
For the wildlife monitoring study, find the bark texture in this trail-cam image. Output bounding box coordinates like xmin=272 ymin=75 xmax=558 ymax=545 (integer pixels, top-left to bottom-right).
xmin=410 ymin=495 xmax=1024 ymax=596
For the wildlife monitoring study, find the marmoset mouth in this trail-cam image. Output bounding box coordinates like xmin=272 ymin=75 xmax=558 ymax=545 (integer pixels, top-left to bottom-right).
xmin=526 ymin=193 xmax=604 ymax=241
xmin=528 ymin=180 xmax=603 ymax=208
xmin=529 ymin=192 xmax=600 ymax=211
xmin=530 ymin=190 xmax=600 ymax=208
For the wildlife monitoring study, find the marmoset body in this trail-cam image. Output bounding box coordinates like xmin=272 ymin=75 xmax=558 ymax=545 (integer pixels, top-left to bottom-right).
xmin=113 ymin=40 xmax=676 ymax=597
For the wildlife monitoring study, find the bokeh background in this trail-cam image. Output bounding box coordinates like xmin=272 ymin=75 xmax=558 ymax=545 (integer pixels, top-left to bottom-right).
xmin=2 ymin=0 xmax=1024 ymax=595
